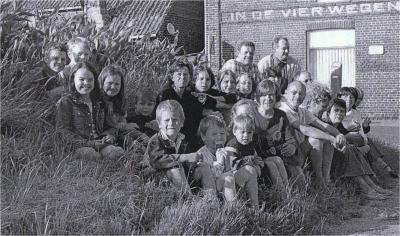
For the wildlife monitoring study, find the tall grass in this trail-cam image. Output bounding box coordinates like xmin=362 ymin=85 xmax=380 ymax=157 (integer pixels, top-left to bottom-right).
xmin=0 ymin=3 xmax=386 ymax=235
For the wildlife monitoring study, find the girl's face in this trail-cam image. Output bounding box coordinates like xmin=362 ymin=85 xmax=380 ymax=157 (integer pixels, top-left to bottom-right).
xmin=103 ymin=74 xmax=122 ymax=97
xmin=259 ymin=91 xmax=276 ymax=111
xmin=68 ymin=43 xmax=91 ymax=64
xmin=136 ymin=98 xmax=156 ymax=116
xmin=157 ymin=111 xmax=183 ymax=140
xmin=74 ymin=68 xmax=94 ymax=95
xmin=172 ymin=67 xmax=190 ymax=90
xmin=195 ymin=71 xmax=212 ymax=92
xmin=202 ymin=125 xmax=227 ymax=153
xmin=340 ymin=93 xmax=355 ymax=111
xmin=220 ymin=75 xmax=236 ymax=94
xmin=328 ymin=104 xmax=346 ymax=124
xmin=237 ymin=75 xmax=253 ymax=95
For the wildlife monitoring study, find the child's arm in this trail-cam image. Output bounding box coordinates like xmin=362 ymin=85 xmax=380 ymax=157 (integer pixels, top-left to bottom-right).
xmin=146 ymin=136 xmax=201 ymax=170
xmin=281 ymin=117 xmax=297 ymax=157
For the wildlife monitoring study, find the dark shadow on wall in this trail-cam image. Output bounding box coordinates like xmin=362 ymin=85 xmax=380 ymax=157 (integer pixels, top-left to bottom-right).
xmin=222 ymin=41 xmax=235 ymax=64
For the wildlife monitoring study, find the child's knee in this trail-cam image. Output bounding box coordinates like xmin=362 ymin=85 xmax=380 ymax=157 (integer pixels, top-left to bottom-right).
xmin=166 ymin=167 xmax=187 ymax=187
xmin=308 ymin=137 xmax=323 ymax=150
xmin=270 ymin=156 xmax=284 ymax=165
xmin=100 ymin=145 xmax=124 ymax=159
xmin=75 ymin=147 xmax=101 ymax=160
xmin=194 ymin=163 xmax=213 ymax=180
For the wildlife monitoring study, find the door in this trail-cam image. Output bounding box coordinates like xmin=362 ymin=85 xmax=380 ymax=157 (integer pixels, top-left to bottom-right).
xmin=307 ymin=29 xmax=356 ymax=88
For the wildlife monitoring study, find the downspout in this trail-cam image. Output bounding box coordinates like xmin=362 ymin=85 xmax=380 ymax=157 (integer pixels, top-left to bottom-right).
xmin=218 ymin=0 xmax=222 ymax=69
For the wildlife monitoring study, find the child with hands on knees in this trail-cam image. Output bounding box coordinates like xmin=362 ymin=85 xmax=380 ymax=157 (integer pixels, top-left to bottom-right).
xmin=197 ymin=115 xmax=237 ymax=202
xmin=146 ymin=100 xmax=216 ymax=194
xmin=56 ymin=62 xmax=124 ymax=161
xmin=226 ymin=114 xmax=264 ymax=208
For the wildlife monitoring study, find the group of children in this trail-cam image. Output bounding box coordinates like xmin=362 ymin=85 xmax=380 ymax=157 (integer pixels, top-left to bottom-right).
xmin=30 ymin=36 xmax=397 ymax=208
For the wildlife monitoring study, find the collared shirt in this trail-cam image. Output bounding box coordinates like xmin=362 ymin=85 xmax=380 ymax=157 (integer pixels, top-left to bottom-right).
xmin=221 ymin=59 xmax=261 ymax=84
xmin=159 ymin=131 xmax=185 ymax=154
xmin=197 ymin=145 xmax=224 ymax=176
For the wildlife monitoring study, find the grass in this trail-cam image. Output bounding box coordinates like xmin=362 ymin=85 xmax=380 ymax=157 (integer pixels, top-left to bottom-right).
xmin=1 ymin=4 xmax=399 ymax=235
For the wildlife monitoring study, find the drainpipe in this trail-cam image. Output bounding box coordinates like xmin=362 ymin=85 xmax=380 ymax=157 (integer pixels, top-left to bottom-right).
xmin=217 ymin=0 xmax=222 ymax=69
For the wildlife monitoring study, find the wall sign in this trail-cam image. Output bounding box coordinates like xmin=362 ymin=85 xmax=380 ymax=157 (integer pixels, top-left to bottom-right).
xmin=222 ymin=1 xmax=400 ymax=23
xmin=368 ymin=45 xmax=385 ymax=55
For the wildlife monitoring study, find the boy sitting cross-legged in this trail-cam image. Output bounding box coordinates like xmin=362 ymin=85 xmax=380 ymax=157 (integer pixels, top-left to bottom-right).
xmin=146 ymin=100 xmax=216 ymax=194
xmin=226 ymin=114 xmax=264 ymax=208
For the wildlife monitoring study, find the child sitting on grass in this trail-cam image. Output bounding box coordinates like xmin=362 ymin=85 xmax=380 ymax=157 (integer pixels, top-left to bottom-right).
xmin=236 ymin=73 xmax=256 ymax=100
xmin=97 ymin=65 xmax=145 ymax=148
xmin=157 ymin=61 xmax=215 ymax=151
xmin=253 ymin=80 xmax=296 ymax=193
xmin=56 ymin=62 xmax=124 ymax=161
xmin=197 ymin=115 xmax=236 ymax=202
xmin=226 ymin=114 xmax=264 ymax=208
xmin=125 ymin=88 xmax=159 ymax=148
xmin=21 ymin=42 xmax=67 ymax=99
xmin=324 ymin=98 xmax=392 ymax=200
xmin=146 ymin=100 xmax=216 ymax=194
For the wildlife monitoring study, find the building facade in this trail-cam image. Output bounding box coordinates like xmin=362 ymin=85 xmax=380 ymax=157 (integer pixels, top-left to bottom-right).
xmin=205 ymin=0 xmax=400 ymax=120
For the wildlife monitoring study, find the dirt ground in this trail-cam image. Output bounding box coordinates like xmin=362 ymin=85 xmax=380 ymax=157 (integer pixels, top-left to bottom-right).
xmin=325 ymin=177 xmax=399 ymax=235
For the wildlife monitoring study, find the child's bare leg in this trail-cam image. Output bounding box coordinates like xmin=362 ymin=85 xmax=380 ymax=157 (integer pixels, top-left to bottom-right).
xmin=286 ymin=165 xmax=306 ymax=189
xmin=235 ymin=165 xmax=259 ymax=208
xmin=363 ymin=175 xmax=392 ymax=194
xmin=322 ymin=143 xmax=334 ymax=184
xmin=194 ymin=163 xmax=217 ymax=194
xmin=264 ymin=159 xmax=285 ymax=191
xmin=308 ymin=137 xmax=325 ymax=188
xmin=166 ymin=167 xmax=190 ymax=193
xmin=75 ymin=147 xmax=101 ymax=160
xmin=269 ymin=156 xmax=289 ymax=186
xmin=354 ymin=176 xmax=375 ymax=194
xmin=217 ymin=173 xmax=236 ymax=202
xmin=100 ymin=145 xmax=125 ymax=160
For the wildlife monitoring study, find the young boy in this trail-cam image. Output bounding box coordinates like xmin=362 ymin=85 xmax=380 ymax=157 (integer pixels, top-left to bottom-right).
xmin=294 ymin=71 xmax=313 ymax=85
xmin=21 ymin=43 xmax=67 ymax=98
xmin=277 ymin=81 xmax=346 ymax=189
xmin=236 ymin=73 xmax=255 ymax=100
xmin=302 ymin=82 xmax=331 ymax=119
xmin=197 ymin=115 xmax=236 ymax=202
xmin=146 ymin=100 xmax=216 ymax=194
xmin=226 ymin=114 xmax=264 ymax=208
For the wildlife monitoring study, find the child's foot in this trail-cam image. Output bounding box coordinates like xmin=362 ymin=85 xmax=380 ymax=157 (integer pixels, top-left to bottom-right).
xmin=389 ymin=170 xmax=399 ymax=179
xmin=374 ymin=187 xmax=393 ymax=196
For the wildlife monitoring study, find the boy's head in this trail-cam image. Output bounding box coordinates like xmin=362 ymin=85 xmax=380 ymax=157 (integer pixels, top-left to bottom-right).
xmin=236 ymin=41 xmax=255 ymax=65
xmin=284 ymin=81 xmax=306 ymax=110
xmin=232 ymin=114 xmax=255 ymax=145
xmin=193 ymin=65 xmax=215 ymax=92
xmin=198 ymin=115 xmax=227 ymax=152
xmin=255 ymin=79 xmax=280 ymax=110
xmin=237 ymin=73 xmax=254 ymax=95
xmin=44 ymin=43 xmax=67 ymax=73
xmin=69 ymin=62 xmax=99 ymax=98
xmin=326 ymin=98 xmax=346 ymax=124
xmin=156 ymin=100 xmax=185 ymax=140
xmin=294 ymin=71 xmax=312 ymax=84
xmin=231 ymin=99 xmax=257 ymax=121
xmin=135 ymin=88 xmax=157 ymax=116
xmin=303 ymin=82 xmax=331 ymax=118
xmin=337 ymin=87 xmax=356 ymax=112
xmin=98 ymin=65 xmax=124 ymax=98
xmin=218 ymin=69 xmax=236 ymax=94
xmin=67 ymin=37 xmax=91 ymax=65
xmin=169 ymin=60 xmax=192 ymax=91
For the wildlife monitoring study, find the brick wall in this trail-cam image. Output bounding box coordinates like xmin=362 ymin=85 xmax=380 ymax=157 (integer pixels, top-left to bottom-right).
xmin=160 ymin=1 xmax=205 ymax=54
xmin=205 ymin=0 xmax=400 ymax=120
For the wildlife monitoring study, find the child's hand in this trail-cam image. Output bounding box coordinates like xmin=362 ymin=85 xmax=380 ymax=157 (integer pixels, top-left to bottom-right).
xmin=335 ymin=134 xmax=346 ymax=148
xmin=102 ymin=134 xmax=116 ymax=144
xmin=347 ymin=121 xmax=361 ymax=132
xmin=91 ymin=139 xmax=108 ymax=150
xmin=216 ymin=148 xmax=227 ymax=166
xmin=362 ymin=117 xmax=371 ymax=128
xmin=144 ymin=120 xmax=159 ymax=131
xmin=281 ymin=143 xmax=296 ymax=157
xmin=124 ymin=122 xmax=139 ymax=131
xmin=180 ymin=153 xmax=202 ymax=163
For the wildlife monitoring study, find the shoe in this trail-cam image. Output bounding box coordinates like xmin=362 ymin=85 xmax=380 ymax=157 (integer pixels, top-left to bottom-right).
xmin=361 ymin=191 xmax=388 ymax=200
xmin=389 ymin=171 xmax=399 ymax=179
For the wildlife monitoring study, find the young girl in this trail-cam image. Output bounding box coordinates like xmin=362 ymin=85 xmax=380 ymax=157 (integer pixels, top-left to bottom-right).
xmin=56 ymin=62 xmax=124 ymax=160
xmin=217 ymin=69 xmax=239 ymax=125
xmin=98 ymin=65 xmax=143 ymax=148
xmin=324 ymin=98 xmax=392 ymax=199
xmin=253 ymin=79 xmax=298 ymax=192
xmin=236 ymin=73 xmax=255 ymax=100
